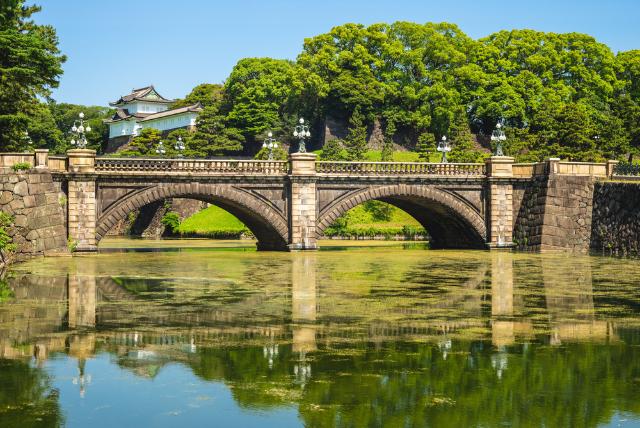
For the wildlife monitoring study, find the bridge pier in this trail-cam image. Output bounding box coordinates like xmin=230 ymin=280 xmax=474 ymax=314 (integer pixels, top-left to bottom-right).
xmin=67 ymin=149 xmax=98 ymax=252
xmin=288 ymin=153 xmax=318 ymax=250
xmin=485 ymin=156 xmax=515 ymax=249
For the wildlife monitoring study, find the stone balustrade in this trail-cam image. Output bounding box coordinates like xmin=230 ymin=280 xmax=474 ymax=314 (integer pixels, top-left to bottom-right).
xmin=316 ymin=161 xmax=486 ymax=176
xmin=48 ymin=156 xmax=67 ymax=172
xmin=0 ymin=152 xmax=38 ymax=167
xmin=94 ymin=158 xmax=289 ymax=175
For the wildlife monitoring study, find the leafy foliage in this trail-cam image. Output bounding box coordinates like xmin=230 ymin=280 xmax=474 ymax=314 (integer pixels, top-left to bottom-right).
xmin=320 ymin=139 xmax=347 ymax=161
xmin=11 ymin=162 xmax=31 ymax=171
xmin=0 ymin=1 xmax=65 ymax=151
xmin=0 ymin=212 xmax=17 ymax=268
xmin=118 ymin=128 xmax=163 ymax=157
xmin=344 ymin=106 xmax=367 ymax=161
xmin=160 ymin=212 xmax=181 ymax=234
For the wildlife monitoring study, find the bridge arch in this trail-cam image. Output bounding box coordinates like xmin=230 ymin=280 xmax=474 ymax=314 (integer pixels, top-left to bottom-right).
xmin=317 ymin=185 xmax=487 ymax=249
xmin=96 ymin=183 xmax=289 ymax=250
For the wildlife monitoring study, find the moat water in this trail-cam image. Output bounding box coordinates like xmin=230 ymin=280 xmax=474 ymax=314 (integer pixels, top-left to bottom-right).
xmin=1 ymin=238 xmax=640 ymax=427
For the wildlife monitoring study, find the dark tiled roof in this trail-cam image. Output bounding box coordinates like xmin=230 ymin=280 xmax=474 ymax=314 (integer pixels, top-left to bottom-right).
xmin=109 ymin=85 xmax=173 ymax=106
xmin=139 ymin=103 xmax=202 ymax=122
xmin=104 ymin=108 xmax=150 ymax=123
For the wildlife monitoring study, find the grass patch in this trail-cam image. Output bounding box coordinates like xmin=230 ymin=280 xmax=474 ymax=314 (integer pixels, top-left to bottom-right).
xmin=325 ymin=201 xmax=427 ymax=239
xmin=177 ymin=205 xmax=251 ymax=239
xmin=178 ymin=201 xmax=427 ymax=240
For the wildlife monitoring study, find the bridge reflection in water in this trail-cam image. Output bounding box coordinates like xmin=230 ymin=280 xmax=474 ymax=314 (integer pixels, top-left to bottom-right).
xmin=0 ymin=252 xmax=623 ymax=361
xmin=0 ymin=249 xmax=639 ymax=426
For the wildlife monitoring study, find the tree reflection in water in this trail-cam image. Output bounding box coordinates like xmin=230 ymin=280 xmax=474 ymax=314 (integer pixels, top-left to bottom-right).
xmin=0 ymin=247 xmax=639 ymax=427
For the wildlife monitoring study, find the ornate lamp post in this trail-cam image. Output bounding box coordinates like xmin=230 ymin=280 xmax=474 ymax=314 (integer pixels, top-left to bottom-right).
xmin=293 ymin=118 xmax=310 ymax=153
xmin=23 ymin=131 xmax=32 ymax=151
xmin=491 ymin=122 xmax=507 ymax=156
xmin=174 ymin=136 xmax=185 ymax=158
xmin=155 ymin=141 xmax=166 ymax=157
xmin=262 ymin=131 xmax=279 ymax=160
xmin=436 ymin=135 xmax=451 ymax=163
xmin=69 ymin=112 xmax=91 ymax=149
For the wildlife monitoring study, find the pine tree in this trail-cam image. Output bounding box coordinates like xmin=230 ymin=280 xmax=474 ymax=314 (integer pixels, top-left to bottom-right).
xmin=345 ymin=106 xmax=367 ymax=161
xmin=190 ymin=105 xmax=244 ymax=157
xmin=0 ymin=1 xmax=66 ymax=151
xmin=448 ymin=111 xmax=483 ymax=163
xmin=321 ymin=139 xmax=346 ymax=160
xmin=119 ymin=128 xmax=162 ymax=157
xmin=381 ymin=121 xmax=395 ymax=161
xmin=416 ymin=133 xmax=435 ymax=162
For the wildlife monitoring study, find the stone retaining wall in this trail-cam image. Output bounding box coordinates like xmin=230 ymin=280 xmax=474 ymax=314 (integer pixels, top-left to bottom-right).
xmin=591 ymin=182 xmax=640 ymax=256
xmin=0 ymin=168 xmax=68 ymax=262
xmin=514 ymin=175 xmax=595 ymax=252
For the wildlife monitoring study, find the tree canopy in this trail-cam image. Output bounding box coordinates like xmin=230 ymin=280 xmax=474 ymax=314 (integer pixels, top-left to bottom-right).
xmin=2 ymin=10 xmax=640 ymax=162
xmin=0 ymin=0 xmax=65 ymax=151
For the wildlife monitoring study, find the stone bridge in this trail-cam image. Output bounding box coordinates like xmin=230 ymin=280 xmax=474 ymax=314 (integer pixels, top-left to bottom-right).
xmin=2 ymin=149 xmax=620 ymax=252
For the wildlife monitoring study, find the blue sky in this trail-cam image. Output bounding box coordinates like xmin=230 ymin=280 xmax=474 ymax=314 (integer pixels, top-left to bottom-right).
xmin=35 ymin=0 xmax=640 ymax=107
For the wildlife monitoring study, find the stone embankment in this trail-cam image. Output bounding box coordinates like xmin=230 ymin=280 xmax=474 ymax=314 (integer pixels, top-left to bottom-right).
xmin=0 ymin=168 xmax=67 ymax=262
xmin=591 ymin=181 xmax=640 ymax=256
xmin=514 ymin=175 xmax=595 ymax=253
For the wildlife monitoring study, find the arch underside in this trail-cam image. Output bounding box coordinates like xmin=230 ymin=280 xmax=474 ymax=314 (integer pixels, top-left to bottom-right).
xmin=318 ymin=185 xmax=486 ymax=249
xmin=96 ymin=184 xmax=288 ymax=251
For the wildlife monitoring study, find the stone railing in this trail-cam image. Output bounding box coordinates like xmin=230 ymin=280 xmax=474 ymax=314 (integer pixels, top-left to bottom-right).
xmin=512 ymin=160 xmax=611 ymax=179
xmin=48 ymin=156 xmax=67 ymax=172
xmin=95 ymin=158 xmax=289 ymax=175
xmin=0 ymin=152 xmax=36 ymax=167
xmin=556 ymin=161 xmax=608 ymax=177
xmin=316 ymin=161 xmax=486 ymax=176
xmin=512 ymin=162 xmax=547 ymax=178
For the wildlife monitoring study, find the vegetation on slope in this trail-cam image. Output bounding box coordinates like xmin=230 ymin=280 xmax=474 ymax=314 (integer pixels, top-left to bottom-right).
xmin=177 ymin=205 xmax=250 ymax=239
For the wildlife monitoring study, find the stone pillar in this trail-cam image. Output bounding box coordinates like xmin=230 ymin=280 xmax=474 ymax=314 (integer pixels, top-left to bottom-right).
xmin=67 ymin=149 xmax=97 ymax=252
xmin=606 ymin=160 xmax=619 ymax=178
xmin=288 ymin=153 xmax=318 ymax=250
xmin=485 ymin=156 xmax=515 ymax=248
xmin=546 ymin=157 xmax=560 ymax=176
xmin=34 ymin=149 xmax=49 ymax=169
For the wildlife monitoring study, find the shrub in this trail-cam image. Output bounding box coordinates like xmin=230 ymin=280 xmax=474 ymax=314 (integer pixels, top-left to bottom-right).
xmin=161 ymin=211 xmax=181 ymax=234
xmin=11 ymin=162 xmax=31 ymax=172
xmin=67 ymin=238 xmax=78 ymax=252
xmin=0 ymin=212 xmax=16 ymax=268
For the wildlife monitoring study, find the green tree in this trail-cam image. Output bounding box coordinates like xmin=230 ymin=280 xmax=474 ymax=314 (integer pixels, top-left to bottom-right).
xmin=0 ymin=1 xmax=66 ymax=151
xmin=344 ymin=106 xmax=367 ymax=161
xmin=416 ymin=132 xmax=435 ymax=162
xmin=320 ymin=139 xmax=346 ymax=161
xmin=448 ymin=110 xmax=484 ymax=163
xmin=118 ymin=128 xmax=163 ymax=157
xmin=172 ymin=83 xmax=223 ymax=109
xmin=225 ymin=58 xmax=323 ymax=151
xmin=25 ymin=102 xmax=63 ymax=152
xmin=381 ymin=121 xmax=395 ymax=161
xmin=190 ymin=104 xmax=244 ymax=157
xmin=48 ymin=102 xmax=111 ymax=153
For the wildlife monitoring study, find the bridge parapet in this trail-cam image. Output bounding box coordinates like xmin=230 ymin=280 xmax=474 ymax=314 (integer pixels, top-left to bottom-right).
xmin=316 ymin=161 xmax=485 ymax=176
xmin=94 ymin=158 xmax=289 ymax=175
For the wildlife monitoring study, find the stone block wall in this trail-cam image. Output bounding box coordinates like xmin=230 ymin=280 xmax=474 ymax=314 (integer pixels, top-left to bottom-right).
xmin=591 ymin=182 xmax=640 ymax=256
xmin=68 ymin=179 xmax=97 ymax=251
xmin=289 ymin=179 xmax=317 ymax=249
xmin=0 ymin=168 xmax=67 ymax=261
xmin=514 ymin=175 xmax=595 ymax=252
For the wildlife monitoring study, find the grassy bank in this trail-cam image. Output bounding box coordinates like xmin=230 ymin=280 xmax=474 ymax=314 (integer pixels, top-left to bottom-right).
xmin=177 ymin=205 xmax=251 ymax=238
xmin=177 ymin=202 xmax=426 ymax=240
xmin=323 ymin=201 xmax=427 ymax=239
